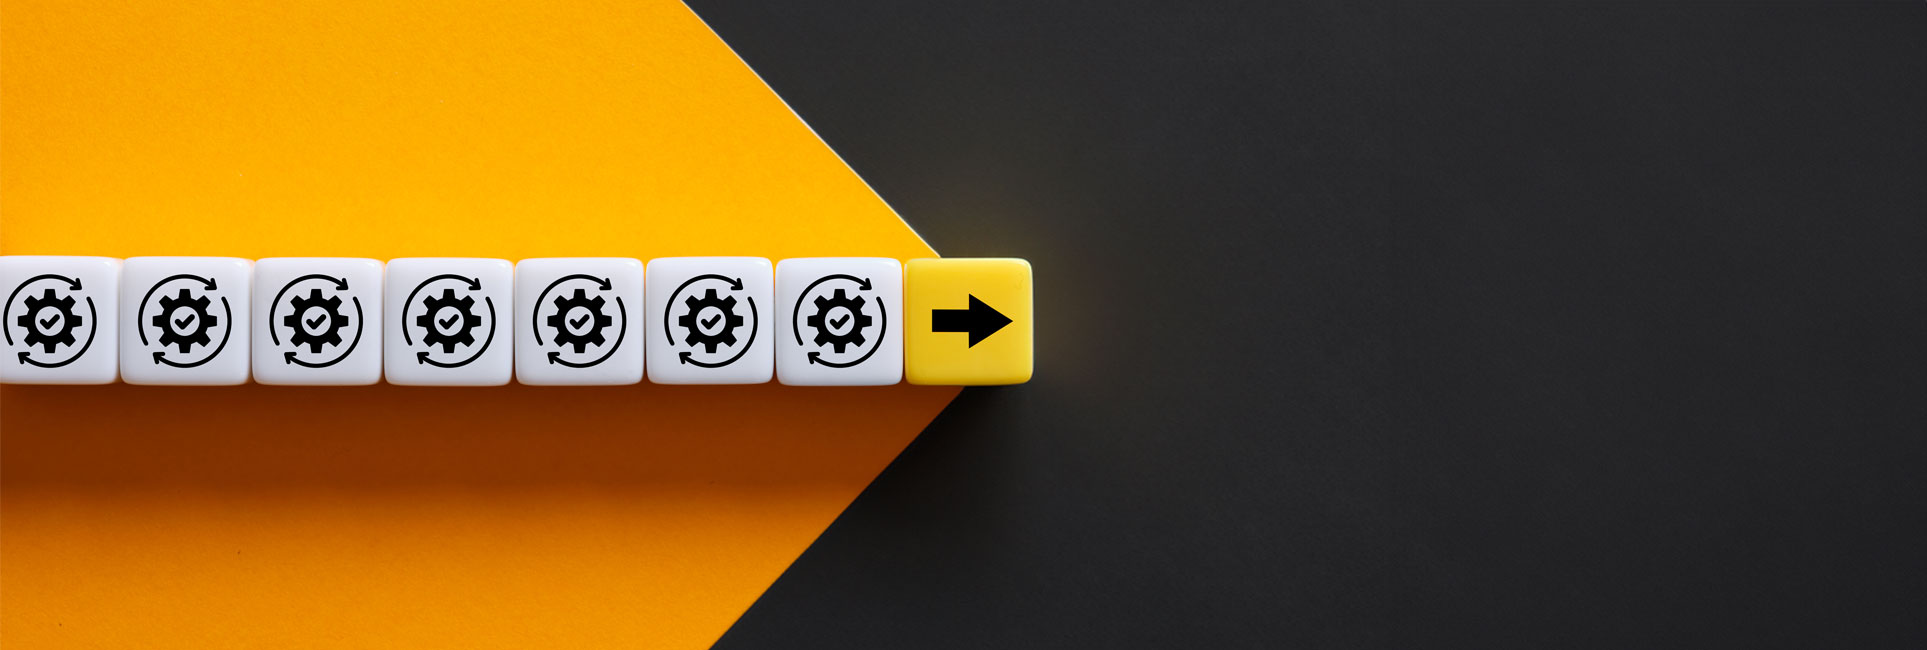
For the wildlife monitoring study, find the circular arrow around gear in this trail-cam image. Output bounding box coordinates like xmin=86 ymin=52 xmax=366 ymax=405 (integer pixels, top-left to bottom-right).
xmin=136 ymin=274 xmax=232 ymax=367
xmin=5 ymin=274 xmax=98 ymax=368
xmin=790 ymin=274 xmax=887 ymax=369
xmin=268 ymin=274 xmax=365 ymax=368
xmin=663 ymin=274 xmax=758 ymax=368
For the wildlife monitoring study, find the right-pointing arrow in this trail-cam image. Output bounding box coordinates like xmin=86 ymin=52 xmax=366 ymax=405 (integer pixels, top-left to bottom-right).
xmin=931 ymin=295 xmax=1012 ymax=347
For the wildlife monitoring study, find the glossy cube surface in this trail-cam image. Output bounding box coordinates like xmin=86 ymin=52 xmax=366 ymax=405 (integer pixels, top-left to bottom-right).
xmin=384 ymin=258 xmax=513 ymax=386
xmin=0 ymin=256 xmax=121 ymax=384
xmin=121 ymin=257 xmax=253 ymax=385
xmin=775 ymin=257 xmax=903 ymax=386
xmin=904 ymin=257 xmax=1032 ymax=386
xmin=645 ymin=257 xmax=773 ymax=384
xmin=252 ymin=258 xmax=384 ymax=385
xmin=514 ymin=258 xmax=645 ymax=386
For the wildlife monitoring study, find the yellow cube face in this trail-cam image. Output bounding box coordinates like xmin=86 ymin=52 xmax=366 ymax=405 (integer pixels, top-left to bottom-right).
xmin=905 ymin=258 xmax=1033 ymax=385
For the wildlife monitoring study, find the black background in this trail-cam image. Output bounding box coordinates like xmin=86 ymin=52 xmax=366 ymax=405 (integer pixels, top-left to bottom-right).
xmin=687 ymin=2 xmax=1926 ymax=647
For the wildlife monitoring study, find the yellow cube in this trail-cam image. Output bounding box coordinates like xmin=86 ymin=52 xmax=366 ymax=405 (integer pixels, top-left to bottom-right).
xmin=905 ymin=258 xmax=1033 ymax=385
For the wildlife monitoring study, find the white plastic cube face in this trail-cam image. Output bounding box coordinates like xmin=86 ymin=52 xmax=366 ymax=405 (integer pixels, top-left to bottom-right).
xmin=252 ymin=258 xmax=384 ymax=385
xmin=776 ymin=258 xmax=904 ymax=386
xmin=120 ymin=257 xmax=253 ymax=385
xmin=645 ymin=257 xmax=773 ymax=384
xmin=0 ymin=256 xmax=121 ymax=384
xmin=514 ymin=258 xmax=644 ymax=385
xmin=384 ymin=258 xmax=513 ymax=386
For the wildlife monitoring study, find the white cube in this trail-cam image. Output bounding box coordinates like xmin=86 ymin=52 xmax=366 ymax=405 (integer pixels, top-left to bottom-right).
xmin=514 ymin=258 xmax=645 ymax=385
xmin=645 ymin=257 xmax=773 ymax=384
xmin=0 ymin=256 xmax=122 ymax=384
xmin=120 ymin=257 xmax=253 ymax=385
xmin=775 ymin=257 xmax=904 ymax=386
xmin=384 ymin=258 xmax=513 ymax=386
xmin=252 ymin=258 xmax=384 ymax=385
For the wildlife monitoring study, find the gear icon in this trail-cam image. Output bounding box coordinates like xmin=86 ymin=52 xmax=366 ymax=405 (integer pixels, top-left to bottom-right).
xmin=152 ymin=287 xmax=217 ymax=354
xmin=17 ymin=288 xmax=82 ymax=354
xmin=545 ymin=288 xmax=613 ymax=353
xmin=415 ymin=287 xmax=482 ymax=353
xmin=283 ymin=287 xmax=349 ymax=354
xmin=676 ymin=288 xmax=743 ymax=354
xmin=804 ymin=288 xmax=872 ymax=354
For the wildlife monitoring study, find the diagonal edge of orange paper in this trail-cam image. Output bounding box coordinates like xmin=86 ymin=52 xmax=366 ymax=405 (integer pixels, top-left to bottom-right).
xmin=0 ymin=1 xmax=957 ymax=647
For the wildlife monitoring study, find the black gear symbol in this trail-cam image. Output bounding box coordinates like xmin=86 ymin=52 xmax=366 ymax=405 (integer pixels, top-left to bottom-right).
xmin=804 ymin=288 xmax=872 ymax=354
xmin=283 ymin=287 xmax=349 ymax=354
xmin=676 ymin=288 xmax=744 ymax=354
xmin=17 ymin=288 xmax=82 ymax=354
xmin=545 ymin=288 xmax=613 ymax=353
xmin=415 ymin=287 xmax=482 ymax=354
xmin=153 ymin=287 xmax=217 ymax=354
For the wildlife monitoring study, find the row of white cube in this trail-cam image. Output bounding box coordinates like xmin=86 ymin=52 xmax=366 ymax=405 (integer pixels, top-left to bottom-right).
xmin=0 ymin=256 xmax=905 ymax=386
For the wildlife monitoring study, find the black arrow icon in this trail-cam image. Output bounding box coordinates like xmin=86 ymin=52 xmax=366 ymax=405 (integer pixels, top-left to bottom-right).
xmin=705 ymin=275 xmax=746 ymax=291
xmin=10 ymin=274 xmax=85 ymax=292
xmin=932 ymin=295 xmax=1011 ymax=347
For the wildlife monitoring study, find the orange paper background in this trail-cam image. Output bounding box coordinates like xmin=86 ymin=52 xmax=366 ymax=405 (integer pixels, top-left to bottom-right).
xmin=0 ymin=0 xmax=958 ymax=647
